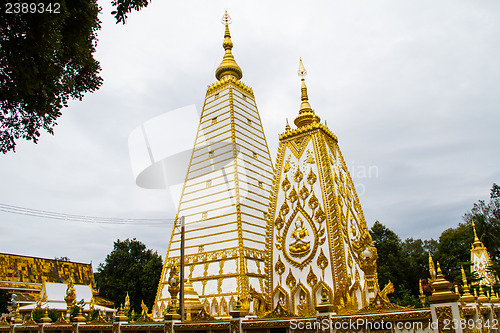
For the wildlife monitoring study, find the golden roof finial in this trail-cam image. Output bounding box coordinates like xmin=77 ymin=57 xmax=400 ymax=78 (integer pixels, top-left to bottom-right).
xmin=436 ymin=261 xmax=443 ymax=275
xmin=471 ymin=218 xmax=486 ymax=250
xmin=472 ymin=219 xmax=480 ymax=243
xmin=298 ymin=58 xmax=307 ymax=77
xmin=428 ymin=252 xmax=436 ymax=281
xmin=459 ymin=265 xmax=475 ymax=303
xmin=294 ymin=58 xmax=320 ymax=128
xmin=215 ymin=11 xmax=243 ymax=81
xmin=461 ymin=266 xmax=468 ymax=285
xmin=429 ymin=261 xmax=460 ymax=303
xmin=285 ymin=118 xmax=290 ymax=132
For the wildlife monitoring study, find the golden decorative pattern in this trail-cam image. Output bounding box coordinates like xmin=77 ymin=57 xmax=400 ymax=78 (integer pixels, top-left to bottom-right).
xmin=275 ymin=256 xmax=285 ymax=276
xmin=435 ymin=306 xmax=454 ymax=333
xmin=306 ymin=266 xmax=318 ymax=287
xmin=317 ymin=249 xmax=329 ymax=271
xmin=294 ymin=167 xmax=303 ymax=183
xmin=280 ymin=201 xmax=290 ymax=216
xmin=189 ymin=308 xmax=218 ymax=322
xmin=307 ymin=168 xmax=317 ymax=185
xmin=308 ymin=192 xmax=318 ymax=210
xmin=281 ymin=175 xmax=291 ymax=191
xmin=279 ymin=121 xmax=337 ymax=143
xmin=230 ymin=319 xmax=240 ymax=333
xmin=288 ymin=187 xmax=298 ymax=203
xmin=167 ymin=247 xmax=265 ymax=267
xmin=0 ymin=253 xmax=94 ymax=286
xmin=286 ymin=134 xmax=311 ymax=159
xmin=217 ymin=278 xmax=223 ymax=294
xmin=261 ymin=302 xmax=297 ymax=319
xmin=299 ymin=184 xmax=309 ymax=201
xmin=305 ymin=149 xmax=315 ymax=164
xmin=207 ymin=74 xmax=253 ymax=96
xmin=314 ymin=207 xmax=326 ymax=224
xmin=285 ymin=269 xmax=296 ymax=289
xmin=283 ymin=159 xmax=291 ymax=173
xmin=275 ymin=216 xmax=284 ymax=230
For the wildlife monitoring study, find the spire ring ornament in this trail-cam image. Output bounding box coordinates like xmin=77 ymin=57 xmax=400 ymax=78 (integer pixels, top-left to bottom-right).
xmin=221 ymin=10 xmax=232 ymax=25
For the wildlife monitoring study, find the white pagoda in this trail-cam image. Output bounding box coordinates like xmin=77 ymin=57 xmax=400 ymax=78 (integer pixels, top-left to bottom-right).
xmin=153 ymin=13 xmax=274 ymax=318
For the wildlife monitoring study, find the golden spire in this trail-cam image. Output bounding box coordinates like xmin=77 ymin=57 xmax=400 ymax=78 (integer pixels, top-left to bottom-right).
xmin=294 ymin=58 xmax=320 ymax=127
xmin=459 ymin=265 xmax=475 ymax=303
xmin=215 ymin=11 xmax=243 ymax=81
xmin=428 ymin=252 xmax=436 ymax=281
xmin=477 ymin=285 xmax=490 ymax=303
xmin=471 ymin=219 xmax=483 ymax=247
xmin=461 ymin=266 xmax=467 ymax=285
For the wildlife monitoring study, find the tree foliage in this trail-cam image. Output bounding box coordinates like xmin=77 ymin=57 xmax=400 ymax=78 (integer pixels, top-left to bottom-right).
xmin=94 ymin=238 xmax=163 ymax=313
xmin=0 ymin=0 xmax=103 ymax=153
xmin=0 ymin=0 xmax=157 ymax=153
xmin=371 ymin=183 xmax=500 ymax=305
xmin=111 ymin=0 xmax=152 ymax=24
xmin=435 ymin=223 xmax=473 ymax=282
xmin=370 ymin=221 xmax=406 ymax=289
xmin=370 ymin=221 xmax=437 ymax=306
xmin=31 ymin=308 xmax=59 ymax=323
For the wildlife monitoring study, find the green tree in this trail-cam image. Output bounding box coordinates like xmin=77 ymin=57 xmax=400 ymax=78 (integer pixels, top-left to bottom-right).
xmin=0 ymin=0 xmax=103 ymax=153
xmin=31 ymin=308 xmax=59 ymax=323
xmin=370 ymin=221 xmax=437 ymax=306
xmin=402 ymin=238 xmax=438 ymax=296
xmin=434 ymin=223 xmax=473 ymax=283
xmin=94 ymin=238 xmax=163 ymax=313
xmin=370 ymin=221 xmax=407 ymax=290
xmin=0 ymin=0 xmax=156 ymax=153
xmin=111 ymin=0 xmax=152 ymax=24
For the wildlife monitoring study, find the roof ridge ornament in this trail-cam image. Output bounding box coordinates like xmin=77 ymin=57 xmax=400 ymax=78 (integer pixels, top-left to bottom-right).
xmin=215 ymin=11 xmax=243 ymax=81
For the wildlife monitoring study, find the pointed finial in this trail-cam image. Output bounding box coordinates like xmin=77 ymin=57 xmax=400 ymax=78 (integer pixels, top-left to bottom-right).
xmin=285 ymin=119 xmax=290 ymax=132
xmin=428 ymin=252 xmax=436 ymax=280
xmin=215 ymin=11 xmax=243 ymax=81
xmin=294 ymin=58 xmax=320 ymax=127
xmin=472 ymin=219 xmax=480 ymax=242
xmin=461 ymin=266 xmax=468 ymax=285
xmin=459 ymin=266 xmax=475 ymax=303
xmin=298 ymin=58 xmax=307 ymax=77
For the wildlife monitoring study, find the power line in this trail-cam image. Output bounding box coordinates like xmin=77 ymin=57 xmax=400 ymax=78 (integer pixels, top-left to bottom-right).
xmin=0 ymin=203 xmax=175 ymax=225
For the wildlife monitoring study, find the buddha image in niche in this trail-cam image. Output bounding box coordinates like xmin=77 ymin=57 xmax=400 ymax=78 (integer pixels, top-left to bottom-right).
xmin=289 ymin=217 xmax=311 ymax=257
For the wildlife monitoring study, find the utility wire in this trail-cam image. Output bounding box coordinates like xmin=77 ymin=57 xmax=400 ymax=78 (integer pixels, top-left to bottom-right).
xmin=0 ymin=203 xmax=175 ymax=225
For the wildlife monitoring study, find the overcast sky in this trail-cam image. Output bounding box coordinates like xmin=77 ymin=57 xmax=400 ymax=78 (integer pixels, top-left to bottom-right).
xmin=1 ymin=0 xmax=499 ymax=269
